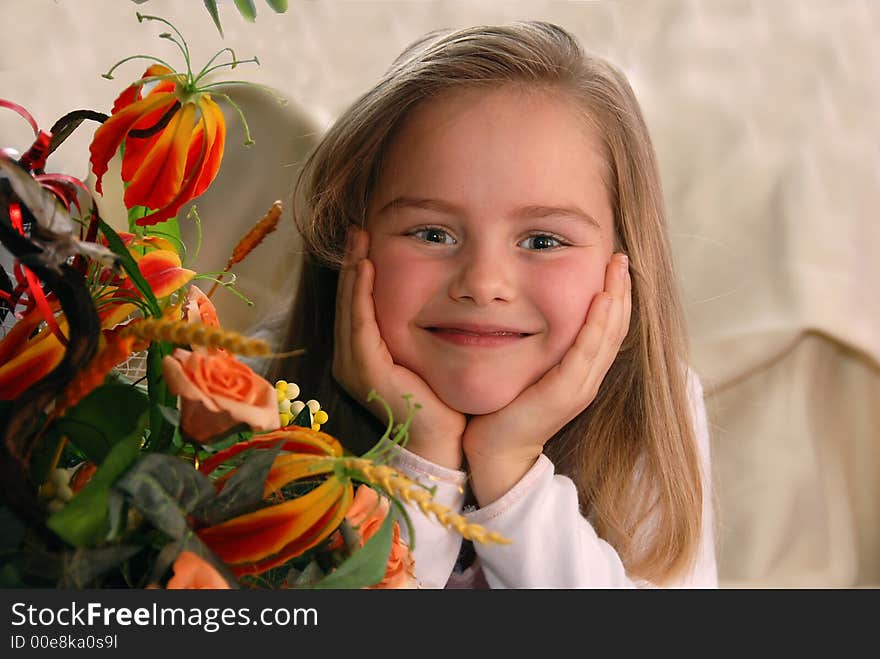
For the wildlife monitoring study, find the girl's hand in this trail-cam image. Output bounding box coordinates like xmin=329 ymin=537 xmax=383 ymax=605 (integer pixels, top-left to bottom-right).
xmin=463 ymin=253 xmax=632 ymax=506
xmin=332 ymin=228 xmax=467 ymax=470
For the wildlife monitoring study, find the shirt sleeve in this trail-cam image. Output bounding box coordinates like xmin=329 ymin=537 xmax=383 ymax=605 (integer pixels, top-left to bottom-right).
xmin=466 ymin=369 xmax=719 ymax=588
xmin=386 ymin=443 xmax=466 ymax=589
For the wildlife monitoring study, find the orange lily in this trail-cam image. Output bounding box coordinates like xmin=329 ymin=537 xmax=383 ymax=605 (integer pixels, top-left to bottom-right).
xmin=89 ymin=62 xmax=226 ymax=226
xmin=99 ymin=247 xmax=195 ymax=329
xmin=87 ymin=13 xmax=260 ymax=227
xmin=197 ymin=429 xmax=352 ymax=577
xmin=0 ymin=307 xmax=67 ymax=400
xmin=0 ymin=247 xmax=192 ymax=400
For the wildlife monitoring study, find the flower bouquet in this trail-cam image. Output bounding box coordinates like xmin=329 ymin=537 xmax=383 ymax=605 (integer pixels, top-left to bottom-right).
xmin=0 ymin=11 xmax=506 ymax=590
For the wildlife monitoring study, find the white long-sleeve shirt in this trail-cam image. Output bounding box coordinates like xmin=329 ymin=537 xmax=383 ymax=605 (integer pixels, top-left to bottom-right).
xmin=388 ymin=370 xmax=718 ymax=588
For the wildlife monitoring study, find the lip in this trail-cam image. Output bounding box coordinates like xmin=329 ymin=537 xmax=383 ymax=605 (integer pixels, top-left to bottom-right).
xmin=422 ymin=323 xmax=535 ymax=348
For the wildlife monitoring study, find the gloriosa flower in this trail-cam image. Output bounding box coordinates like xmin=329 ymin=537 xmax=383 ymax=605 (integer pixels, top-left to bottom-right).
xmin=89 ymin=14 xmax=256 ymax=226
xmin=197 ymin=428 xmax=352 ymax=577
xmin=0 ymin=238 xmax=192 ymax=400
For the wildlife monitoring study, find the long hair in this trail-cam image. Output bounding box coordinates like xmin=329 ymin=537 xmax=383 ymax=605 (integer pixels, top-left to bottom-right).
xmin=269 ymin=21 xmax=704 ymax=584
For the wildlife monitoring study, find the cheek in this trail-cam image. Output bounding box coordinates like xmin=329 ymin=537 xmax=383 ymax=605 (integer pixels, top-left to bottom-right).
xmin=369 ymin=244 xmax=439 ymax=352
xmin=534 ymin=259 xmax=607 ymax=355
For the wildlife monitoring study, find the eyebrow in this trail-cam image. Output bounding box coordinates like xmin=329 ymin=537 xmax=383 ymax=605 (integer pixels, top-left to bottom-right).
xmin=381 ymin=197 xmax=602 ymax=231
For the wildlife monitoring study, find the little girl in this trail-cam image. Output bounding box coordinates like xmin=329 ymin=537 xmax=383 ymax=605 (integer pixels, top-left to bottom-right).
xmin=270 ymin=21 xmax=717 ymax=588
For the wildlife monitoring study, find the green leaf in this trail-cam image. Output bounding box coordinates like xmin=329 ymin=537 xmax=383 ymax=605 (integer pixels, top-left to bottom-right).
xmin=234 ymin=0 xmax=257 ymax=22
xmin=99 ymin=220 xmax=161 ymax=317
xmin=292 ymin=404 xmax=311 ymax=428
xmin=265 ymin=0 xmax=288 ymax=12
xmin=59 ymin=545 xmax=141 ymax=588
xmin=197 ymin=447 xmax=280 ymax=525
xmin=203 ymin=0 xmax=224 ymax=37
xmin=28 ymin=421 xmax=65 ymax=486
xmin=46 ymin=434 xmax=141 ymax=547
xmin=56 ymin=383 xmax=149 ymax=464
xmin=312 ymin=506 xmax=394 ymax=589
xmin=146 ymin=215 xmax=181 ymax=243
xmin=115 ymin=454 xmax=216 ymax=540
xmin=145 ymin=342 xmax=177 ymax=452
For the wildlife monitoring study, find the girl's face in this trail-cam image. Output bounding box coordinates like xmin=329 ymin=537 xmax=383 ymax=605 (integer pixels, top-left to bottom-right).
xmin=366 ymin=85 xmax=615 ymax=415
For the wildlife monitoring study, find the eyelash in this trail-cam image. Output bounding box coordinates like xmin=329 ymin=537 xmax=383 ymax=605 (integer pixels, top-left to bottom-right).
xmin=407 ymin=226 xmax=570 ymax=251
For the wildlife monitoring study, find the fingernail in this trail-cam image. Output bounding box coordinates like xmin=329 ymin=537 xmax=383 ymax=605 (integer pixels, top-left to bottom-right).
xmin=619 ymin=254 xmax=629 ymax=275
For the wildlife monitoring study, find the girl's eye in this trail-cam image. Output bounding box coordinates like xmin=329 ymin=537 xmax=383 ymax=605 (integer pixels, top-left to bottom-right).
xmin=411 ymin=227 xmax=456 ymax=245
xmin=519 ymin=234 xmax=564 ymax=250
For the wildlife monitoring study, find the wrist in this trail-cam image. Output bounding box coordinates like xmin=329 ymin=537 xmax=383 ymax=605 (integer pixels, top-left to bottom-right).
xmin=465 ymin=449 xmax=540 ymax=508
xmin=403 ymin=435 xmax=463 ymax=471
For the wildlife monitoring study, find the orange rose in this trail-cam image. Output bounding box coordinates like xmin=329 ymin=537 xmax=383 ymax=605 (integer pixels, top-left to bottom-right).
xmin=184 ymin=285 xmax=220 ymax=328
xmin=166 ymin=551 xmax=230 ymax=589
xmin=346 ymin=485 xmax=417 ymax=589
xmin=162 ymin=348 xmax=279 ymax=443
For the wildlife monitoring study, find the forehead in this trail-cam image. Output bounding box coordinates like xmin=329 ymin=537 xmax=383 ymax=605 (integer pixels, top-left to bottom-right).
xmin=370 ymin=85 xmax=613 ymax=231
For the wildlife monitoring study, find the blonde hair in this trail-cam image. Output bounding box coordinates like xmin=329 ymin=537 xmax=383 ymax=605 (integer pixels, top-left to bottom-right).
xmin=270 ymin=21 xmax=704 ymax=584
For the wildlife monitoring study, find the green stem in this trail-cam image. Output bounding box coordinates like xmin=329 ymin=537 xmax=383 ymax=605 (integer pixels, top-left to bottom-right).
xmin=200 ymin=80 xmax=288 ymax=105
xmin=196 ymin=57 xmax=261 ymax=81
xmin=102 ymin=54 xmax=176 ymax=80
xmin=211 ymin=93 xmax=254 ymax=145
xmin=137 ymin=13 xmax=192 ymax=79
xmin=195 ymin=47 xmax=239 ymax=80
xmin=186 ymin=205 xmax=203 ymax=265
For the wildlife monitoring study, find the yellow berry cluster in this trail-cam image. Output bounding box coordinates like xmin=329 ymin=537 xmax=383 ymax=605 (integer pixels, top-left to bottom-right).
xmin=275 ymin=380 xmax=329 ymax=431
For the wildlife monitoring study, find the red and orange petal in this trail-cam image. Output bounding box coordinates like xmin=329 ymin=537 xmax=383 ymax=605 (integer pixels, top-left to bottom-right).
xmin=90 ymin=91 xmax=179 ymax=195
xmin=123 ymin=103 xmax=197 ymax=210
xmin=198 ymin=427 xmax=343 ymax=476
xmin=122 ymin=249 xmax=195 ymax=298
xmin=262 ymin=455 xmax=336 ymax=498
xmin=198 ymin=477 xmax=350 ymax=566
xmin=231 ymin=483 xmax=353 ymax=577
xmin=0 ymin=302 xmax=56 ymax=365
xmin=0 ymin=325 xmax=66 ymax=400
xmin=134 ymin=97 xmax=225 ymax=226
xmin=190 ymin=96 xmax=225 ymax=199
xmin=111 ymin=64 xmax=177 ymax=115
xmin=96 ymin=249 xmax=193 ymax=328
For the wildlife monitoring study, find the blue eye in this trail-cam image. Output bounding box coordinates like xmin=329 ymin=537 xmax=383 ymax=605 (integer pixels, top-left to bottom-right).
xmin=519 ymin=234 xmax=564 ymax=250
xmin=411 ymin=227 xmax=456 ymax=245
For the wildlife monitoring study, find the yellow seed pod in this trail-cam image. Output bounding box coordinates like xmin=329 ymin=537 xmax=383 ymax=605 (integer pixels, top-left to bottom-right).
xmin=314 ymin=410 xmax=329 ymax=425
xmin=311 ymin=423 xmax=320 ymax=432
xmin=275 ymin=380 xmax=288 ymax=391
xmin=276 ymin=388 xmax=287 ymax=403
xmin=279 ymin=412 xmax=291 ymax=427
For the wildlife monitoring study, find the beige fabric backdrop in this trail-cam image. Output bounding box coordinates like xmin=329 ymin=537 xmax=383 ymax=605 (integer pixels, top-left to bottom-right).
xmin=2 ymin=0 xmax=877 ymax=587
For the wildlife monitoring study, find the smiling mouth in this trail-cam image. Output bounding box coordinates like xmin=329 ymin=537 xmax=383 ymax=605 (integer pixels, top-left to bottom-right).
xmin=427 ymin=328 xmax=529 ymax=337
xmin=424 ymin=326 xmax=534 ymax=347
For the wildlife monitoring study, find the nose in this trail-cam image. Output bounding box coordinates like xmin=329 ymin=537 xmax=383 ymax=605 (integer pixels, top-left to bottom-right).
xmin=447 ymin=242 xmax=516 ymax=306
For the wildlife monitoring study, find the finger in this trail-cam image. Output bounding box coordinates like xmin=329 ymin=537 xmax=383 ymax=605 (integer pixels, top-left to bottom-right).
xmin=335 ymin=229 xmax=369 ymax=372
xmin=588 ymin=254 xmax=629 ymax=383
xmin=349 ymin=257 xmax=386 ymax=373
xmin=598 ymin=253 xmax=628 ymax=357
xmin=556 ymin=291 xmax=612 ymax=383
xmin=620 ymin=266 xmax=632 ymax=346
xmin=334 ymin=228 xmax=358 ymax=367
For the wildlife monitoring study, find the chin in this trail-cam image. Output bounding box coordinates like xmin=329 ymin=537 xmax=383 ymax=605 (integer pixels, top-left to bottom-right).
xmin=432 ymin=380 xmax=520 ymax=416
